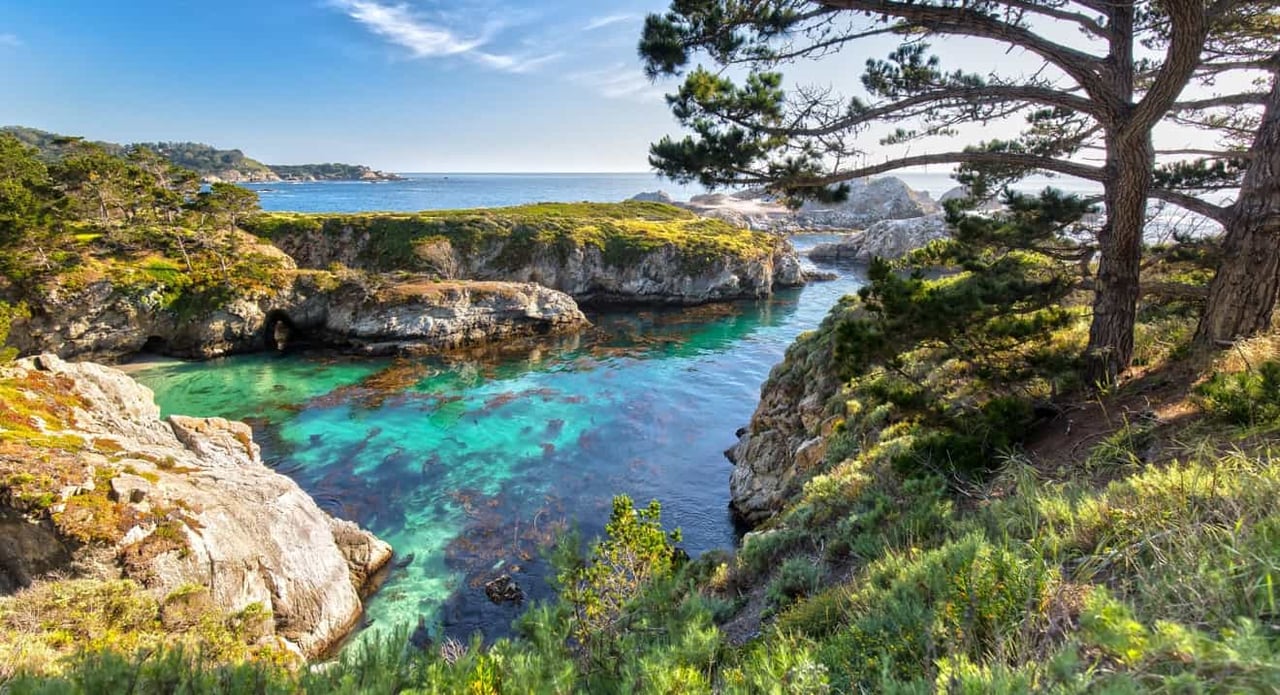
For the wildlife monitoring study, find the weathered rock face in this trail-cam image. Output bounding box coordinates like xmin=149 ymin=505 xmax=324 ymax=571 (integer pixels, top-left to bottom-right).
xmin=727 ymin=305 xmax=853 ymax=525
xmin=794 ymin=178 xmax=941 ymax=229
xmin=11 ymin=275 xmax=587 ymax=363
xmin=321 ymin=280 xmax=587 ymax=354
xmin=674 ymin=177 xmax=941 ymax=232
xmin=451 ymin=239 xmax=805 ymax=306
xmin=807 ymin=214 xmax=951 ymax=263
xmin=267 ymin=221 xmax=806 ymax=306
xmin=0 ymin=355 xmax=392 ymax=656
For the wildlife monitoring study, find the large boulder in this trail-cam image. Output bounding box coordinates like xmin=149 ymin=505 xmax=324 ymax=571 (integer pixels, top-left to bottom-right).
xmin=793 ymin=178 xmax=940 ymax=229
xmin=0 ymin=355 xmax=392 ymax=657
xmin=628 ymin=191 xmax=676 ymax=204
xmin=808 ymin=214 xmax=951 ymax=263
xmin=322 ymin=280 xmax=587 ymax=355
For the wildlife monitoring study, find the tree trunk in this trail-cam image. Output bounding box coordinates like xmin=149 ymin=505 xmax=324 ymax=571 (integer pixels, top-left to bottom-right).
xmin=1085 ymin=132 xmax=1154 ymax=385
xmin=1193 ymin=72 xmax=1280 ymax=349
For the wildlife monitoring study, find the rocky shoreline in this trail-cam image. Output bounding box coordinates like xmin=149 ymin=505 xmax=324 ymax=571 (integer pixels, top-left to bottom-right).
xmin=0 ymin=355 xmax=392 ymax=657
xmin=9 ymin=202 xmax=806 ymax=364
xmin=631 ymin=176 xmax=943 ymax=233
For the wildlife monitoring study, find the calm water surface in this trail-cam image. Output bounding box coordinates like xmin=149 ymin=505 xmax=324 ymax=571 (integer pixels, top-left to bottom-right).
xmin=130 ymin=235 xmax=864 ymax=641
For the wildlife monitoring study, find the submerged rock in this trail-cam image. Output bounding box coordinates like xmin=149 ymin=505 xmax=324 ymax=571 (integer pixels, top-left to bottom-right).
xmin=0 ymin=355 xmax=392 ymax=657
xmin=484 ymin=574 xmax=525 ymax=604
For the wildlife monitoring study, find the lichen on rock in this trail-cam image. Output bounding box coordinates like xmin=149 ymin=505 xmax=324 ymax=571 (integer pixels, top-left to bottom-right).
xmin=0 ymin=354 xmax=392 ymax=658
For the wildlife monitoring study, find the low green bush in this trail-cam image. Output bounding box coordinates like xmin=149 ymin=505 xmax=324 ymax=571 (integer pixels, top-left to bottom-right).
xmin=766 ymin=557 xmax=823 ymax=609
xmin=1196 ymin=359 xmax=1280 ymax=426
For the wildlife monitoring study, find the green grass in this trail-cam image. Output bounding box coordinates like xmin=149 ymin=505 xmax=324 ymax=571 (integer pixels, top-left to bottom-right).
xmin=245 ymin=202 xmax=782 ymax=275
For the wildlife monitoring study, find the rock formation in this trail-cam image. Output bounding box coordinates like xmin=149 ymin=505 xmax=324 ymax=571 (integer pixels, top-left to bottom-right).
xmin=665 ymin=177 xmax=941 ymax=232
xmin=12 ymin=273 xmax=587 ymax=362
xmin=256 ymin=204 xmax=806 ymax=307
xmin=322 ymin=280 xmax=586 ymax=355
xmin=0 ymin=355 xmax=392 ymax=657
xmin=807 ymin=214 xmax=951 ymax=263
xmin=726 ymin=304 xmax=855 ymax=524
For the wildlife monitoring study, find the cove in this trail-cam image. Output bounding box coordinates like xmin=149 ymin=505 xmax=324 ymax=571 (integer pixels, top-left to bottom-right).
xmin=129 ymin=237 xmax=862 ymax=643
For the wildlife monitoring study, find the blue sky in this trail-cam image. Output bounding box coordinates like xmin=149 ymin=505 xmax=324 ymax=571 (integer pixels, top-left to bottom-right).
xmin=0 ymin=1 xmax=1231 ymax=173
xmin=0 ymin=0 xmax=698 ymax=171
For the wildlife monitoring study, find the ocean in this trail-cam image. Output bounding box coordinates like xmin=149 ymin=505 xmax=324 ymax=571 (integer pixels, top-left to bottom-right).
xmin=244 ymin=171 xmax=1107 ymax=214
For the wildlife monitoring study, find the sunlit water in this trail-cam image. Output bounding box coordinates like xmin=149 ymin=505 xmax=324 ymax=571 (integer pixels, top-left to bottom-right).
xmin=130 ymin=235 xmax=864 ymax=642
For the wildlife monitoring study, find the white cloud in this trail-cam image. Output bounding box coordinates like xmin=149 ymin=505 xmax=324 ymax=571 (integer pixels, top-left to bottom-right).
xmin=583 ymin=14 xmax=636 ymax=32
xmin=0 ymin=33 xmax=21 ymax=48
xmin=570 ymin=64 xmax=665 ymax=102
xmin=334 ymin=0 xmax=557 ymax=73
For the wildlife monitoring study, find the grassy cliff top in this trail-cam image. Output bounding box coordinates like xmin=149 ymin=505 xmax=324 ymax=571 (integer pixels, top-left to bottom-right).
xmin=245 ymin=202 xmax=782 ymax=271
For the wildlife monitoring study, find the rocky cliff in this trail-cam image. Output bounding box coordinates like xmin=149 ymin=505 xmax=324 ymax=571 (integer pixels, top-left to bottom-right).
xmin=0 ymin=354 xmax=392 ymax=657
xmin=726 ymin=300 xmax=857 ymax=524
xmin=248 ymin=202 xmax=807 ymax=306
xmin=11 ymin=272 xmax=587 ymax=362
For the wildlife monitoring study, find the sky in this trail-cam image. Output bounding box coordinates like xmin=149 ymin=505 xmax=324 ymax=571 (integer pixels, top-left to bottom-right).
xmin=0 ymin=1 xmax=1254 ymax=173
xmin=0 ymin=0 xmax=722 ymax=171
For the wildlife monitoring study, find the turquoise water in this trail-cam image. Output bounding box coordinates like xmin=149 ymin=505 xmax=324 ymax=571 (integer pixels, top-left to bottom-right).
xmin=130 ymin=236 xmax=863 ymax=640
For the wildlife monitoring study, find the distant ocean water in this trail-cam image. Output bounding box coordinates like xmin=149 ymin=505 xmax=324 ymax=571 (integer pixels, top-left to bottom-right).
xmin=245 ymin=171 xmax=1106 ymax=214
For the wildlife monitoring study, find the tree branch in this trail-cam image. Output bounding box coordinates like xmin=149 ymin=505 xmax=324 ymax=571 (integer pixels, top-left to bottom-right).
xmin=1127 ymin=0 xmax=1210 ymax=136
xmin=1172 ymin=93 xmax=1269 ymax=110
xmin=998 ymin=0 xmax=1110 ymax=38
xmin=816 ymin=1 xmax=1110 ymax=98
xmin=758 ymin=85 xmax=1102 ymax=137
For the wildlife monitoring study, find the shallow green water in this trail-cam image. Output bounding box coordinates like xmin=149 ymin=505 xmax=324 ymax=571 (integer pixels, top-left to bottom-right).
xmin=131 ymin=239 xmax=862 ymax=641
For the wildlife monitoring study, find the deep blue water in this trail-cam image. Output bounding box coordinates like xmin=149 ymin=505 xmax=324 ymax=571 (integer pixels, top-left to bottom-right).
xmin=245 ymin=173 xmax=708 ymax=213
xmin=130 ymin=229 xmax=864 ymax=642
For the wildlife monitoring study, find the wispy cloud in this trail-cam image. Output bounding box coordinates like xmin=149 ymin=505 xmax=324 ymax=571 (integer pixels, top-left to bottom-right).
xmin=0 ymin=33 xmax=21 ymax=48
xmin=583 ymin=14 xmax=637 ymax=32
xmin=570 ymin=64 xmax=665 ymax=102
xmin=334 ymin=0 xmax=557 ymax=74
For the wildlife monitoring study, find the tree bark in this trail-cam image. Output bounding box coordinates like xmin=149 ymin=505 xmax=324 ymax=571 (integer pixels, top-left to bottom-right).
xmin=1084 ymin=1 xmax=1146 ymax=386
xmin=1194 ymin=71 xmax=1280 ymax=349
xmin=1086 ymin=131 xmax=1154 ymax=384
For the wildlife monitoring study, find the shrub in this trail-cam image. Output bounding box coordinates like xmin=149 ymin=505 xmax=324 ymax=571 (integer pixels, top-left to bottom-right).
xmin=767 ymin=557 xmax=823 ymax=609
xmin=1196 ymin=360 xmax=1280 ymax=426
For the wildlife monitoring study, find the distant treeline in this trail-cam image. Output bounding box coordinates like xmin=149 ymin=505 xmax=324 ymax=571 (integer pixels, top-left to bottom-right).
xmin=0 ymin=126 xmax=399 ymax=182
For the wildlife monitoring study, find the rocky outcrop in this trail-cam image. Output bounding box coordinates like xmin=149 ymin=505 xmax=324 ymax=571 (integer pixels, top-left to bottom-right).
xmin=628 ymin=191 xmax=676 ymax=204
xmin=672 ymin=177 xmax=940 ymax=232
xmin=0 ymin=355 xmax=392 ymax=657
xmin=253 ymin=204 xmax=807 ymax=306
xmin=321 ymin=280 xmax=587 ymax=355
xmin=452 ymin=239 xmax=805 ymax=306
xmin=11 ymin=274 xmax=587 ymax=362
xmin=807 ymin=214 xmax=951 ymax=263
xmin=727 ymin=304 xmax=854 ymax=524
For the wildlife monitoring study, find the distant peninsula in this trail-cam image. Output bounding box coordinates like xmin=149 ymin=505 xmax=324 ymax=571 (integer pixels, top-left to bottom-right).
xmin=1 ymin=125 xmax=402 ymax=183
